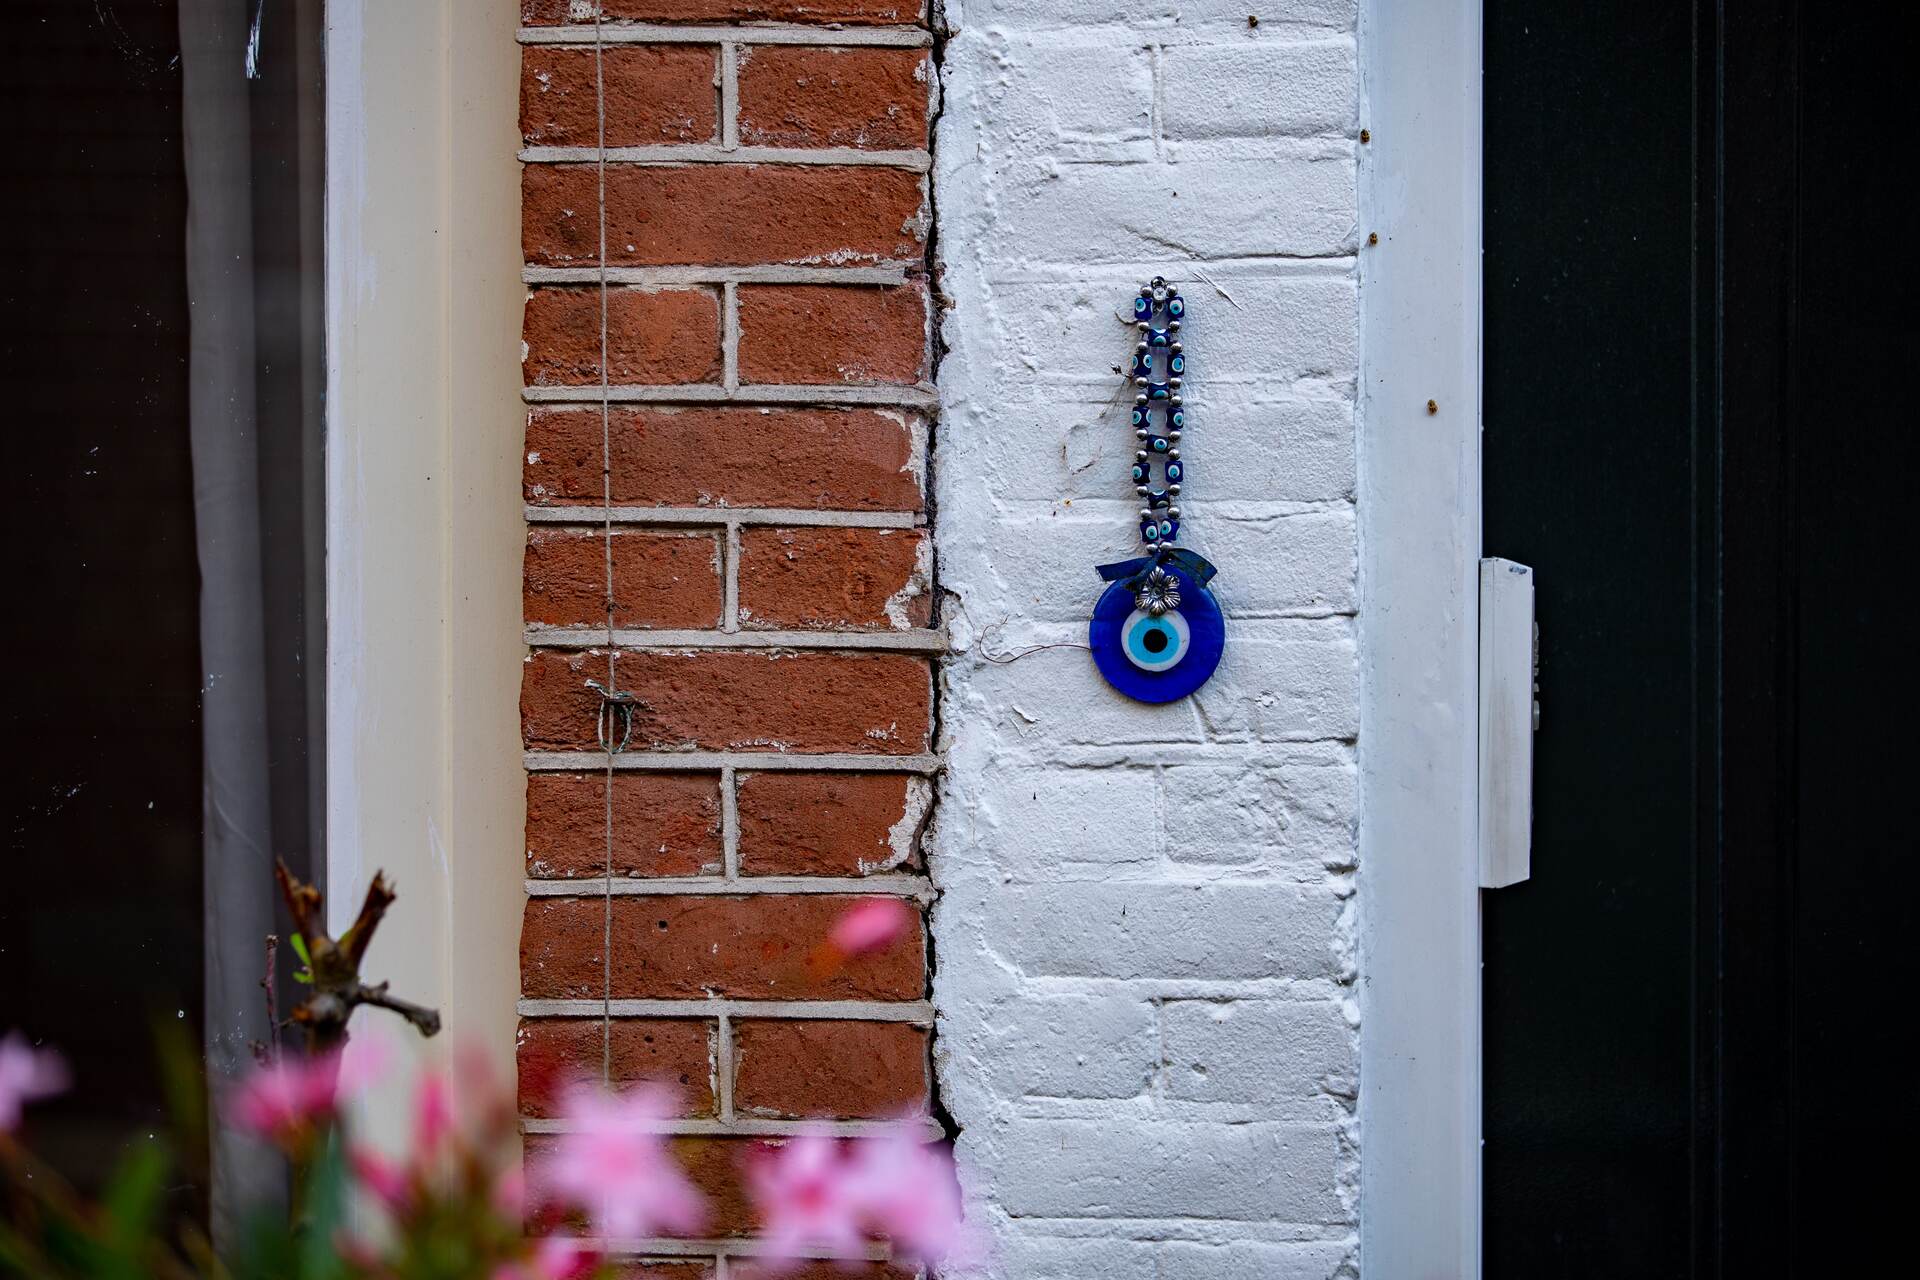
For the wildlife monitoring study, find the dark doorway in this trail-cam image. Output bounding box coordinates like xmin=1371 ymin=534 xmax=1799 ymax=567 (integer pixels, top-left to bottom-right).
xmin=1483 ymin=2 xmax=1918 ymax=1274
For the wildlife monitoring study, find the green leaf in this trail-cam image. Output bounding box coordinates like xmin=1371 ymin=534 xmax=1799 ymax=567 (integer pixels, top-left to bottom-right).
xmin=101 ymin=1141 xmax=170 ymax=1249
xmin=296 ymin=1130 xmax=352 ymax=1280
xmin=289 ymin=933 xmax=311 ymax=967
xmin=292 ymin=971 xmax=313 ymax=984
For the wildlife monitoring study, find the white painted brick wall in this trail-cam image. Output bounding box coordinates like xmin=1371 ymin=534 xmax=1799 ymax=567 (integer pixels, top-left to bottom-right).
xmin=930 ymin=0 xmax=1362 ymax=1274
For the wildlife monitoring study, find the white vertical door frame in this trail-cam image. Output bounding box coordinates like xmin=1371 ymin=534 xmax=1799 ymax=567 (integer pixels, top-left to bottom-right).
xmin=324 ymin=0 xmax=524 ymax=1140
xmin=1357 ymin=0 xmax=1484 ymax=1274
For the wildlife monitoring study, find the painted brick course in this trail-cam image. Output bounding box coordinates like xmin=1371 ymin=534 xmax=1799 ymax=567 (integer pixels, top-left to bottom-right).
xmin=734 ymin=772 xmax=928 ymax=874
xmin=737 ymin=46 xmax=932 ymax=151
xmin=735 ymin=526 xmax=930 ymax=630
xmin=520 ymin=45 xmax=718 ymax=147
xmin=522 ymin=164 xmax=927 ymax=268
xmin=737 ymin=282 xmax=930 ymax=386
xmin=524 ymin=406 xmax=925 ymax=512
xmin=517 ymin=8 xmax=938 ymax=1270
xmin=520 ymin=895 xmax=927 ymax=1000
xmin=931 ymin=2 xmax=1362 ymax=1275
xmin=522 ymin=285 xmax=722 ymax=386
xmin=525 ymin=771 xmax=723 ymax=878
xmin=523 ymin=527 xmax=723 ymax=629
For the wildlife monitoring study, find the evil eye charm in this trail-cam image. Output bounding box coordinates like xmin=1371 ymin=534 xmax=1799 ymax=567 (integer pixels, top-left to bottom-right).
xmin=1133 ymin=295 xmax=1154 ymax=321
xmin=1089 ymin=563 xmax=1225 ymax=703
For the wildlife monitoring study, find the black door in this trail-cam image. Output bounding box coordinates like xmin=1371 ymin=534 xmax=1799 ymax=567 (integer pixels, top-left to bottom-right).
xmin=1483 ymin=3 xmax=1918 ymax=1275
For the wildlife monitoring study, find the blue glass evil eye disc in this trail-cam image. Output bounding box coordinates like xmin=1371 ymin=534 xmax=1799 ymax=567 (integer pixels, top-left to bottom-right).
xmin=1089 ymin=566 xmax=1225 ymax=703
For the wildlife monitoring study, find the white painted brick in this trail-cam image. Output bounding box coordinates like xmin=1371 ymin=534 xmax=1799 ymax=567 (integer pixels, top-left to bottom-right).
xmin=967 ymin=503 xmax=1354 ymax=624
xmin=1161 ymin=40 xmax=1359 ymax=141
xmin=967 ymin=764 xmax=1162 ymax=879
xmin=934 ymin=0 xmax=1362 ymax=1253
xmin=975 ymin=37 xmax=1154 ymax=159
xmin=1157 ymin=1240 xmax=1356 ymax=1280
xmin=1190 ymin=625 xmax=1359 ymax=742
xmin=999 ymin=883 xmax=1341 ymax=981
xmin=992 ymin=1119 xmax=1344 ymax=1220
xmin=981 ymin=155 xmax=1358 ymax=267
xmin=979 ymin=1234 xmax=1158 ymax=1280
xmin=969 ymin=277 xmax=1358 ymax=403
xmin=986 ymin=993 xmax=1160 ymax=1100
xmin=1161 ymin=759 xmax=1356 ymax=869
xmin=966 ymin=0 xmax=1358 ymax=32
xmin=953 ymin=642 xmax=1208 ymax=748
xmin=1161 ymin=999 xmax=1356 ymax=1103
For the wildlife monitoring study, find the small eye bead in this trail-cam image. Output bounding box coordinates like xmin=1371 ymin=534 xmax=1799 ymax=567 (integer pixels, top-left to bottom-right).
xmin=1143 ymin=522 xmax=1160 ymax=542
xmin=1170 ymin=408 xmax=1186 ymax=429
xmin=1170 ymin=354 xmax=1185 ymax=375
xmin=1131 ymin=407 xmax=1147 ymax=427
xmin=1168 ymin=297 xmax=1185 ymax=319
xmin=1131 ymin=464 xmax=1147 ymax=484
xmin=1167 ymin=461 xmax=1183 ymax=482
xmin=1133 ymin=296 xmax=1153 ymax=320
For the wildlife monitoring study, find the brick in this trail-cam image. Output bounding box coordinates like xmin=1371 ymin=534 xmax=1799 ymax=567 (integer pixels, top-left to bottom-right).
xmin=732 ymin=1265 xmax=914 ymax=1280
xmin=735 ymin=772 xmax=924 ymax=875
xmin=993 ymin=1120 xmax=1343 ymax=1221
xmin=525 ymin=406 xmax=924 ymax=512
xmin=737 ymin=47 xmax=931 ymax=151
xmin=521 ymin=46 xmax=718 ymax=147
xmin=736 ymin=527 xmax=929 ymax=631
xmin=521 ymin=895 xmax=926 ymax=1000
xmin=611 ymin=1265 xmax=718 ymax=1280
xmin=1160 ymin=1000 xmax=1356 ymax=1105
xmin=521 ymin=649 xmax=932 ymax=755
xmin=737 ymin=283 xmax=928 ymax=386
xmin=998 ymin=883 xmax=1341 ymax=981
xmin=521 ymin=1134 xmax=757 ymax=1235
xmin=523 ymin=164 xmax=926 ymax=267
xmin=1159 ymin=40 xmax=1358 ymax=141
xmin=526 ymin=771 xmax=723 ymax=879
xmin=522 ymin=1 xmax=924 ymax=24
xmin=523 ymin=286 xmax=722 ymax=387
xmin=524 ymin=528 xmax=723 ymax=630
xmin=732 ymin=1020 xmax=930 ymax=1118
xmin=515 ymin=1018 xmax=716 ymax=1117
xmin=981 ymin=994 xmax=1157 ymax=1101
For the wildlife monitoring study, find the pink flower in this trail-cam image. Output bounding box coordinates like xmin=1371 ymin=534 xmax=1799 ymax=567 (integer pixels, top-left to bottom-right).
xmin=412 ymin=1069 xmax=453 ymax=1160
xmin=492 ymin=1237 xmax=598 ymax=1280
xmin=229 ymin=1053 xmax=344 ymax=1139
xmin=538 ymin=1083 xmax=706 ymax=1241
xmin=828 ymin=898 xmax=913 ymax=957
xmin=350 ymin=1144 xmax=412 ymax=1212
xmin=846 ymin=1127 xmax=967 ymax=1265
xmin=746 ymin=1132 xmax=870 ymax=1266
xmin=0 ymin=1031 xmax=69 ymax=1132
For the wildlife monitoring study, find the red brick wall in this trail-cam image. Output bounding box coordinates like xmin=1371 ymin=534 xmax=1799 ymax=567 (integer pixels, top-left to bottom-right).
xmin=516 ymin=4 xmax=936 ymax=1273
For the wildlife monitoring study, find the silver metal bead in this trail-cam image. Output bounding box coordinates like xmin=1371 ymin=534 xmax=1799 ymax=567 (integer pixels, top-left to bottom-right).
xmin=1135 ymin=428 xmax=1149 ymax=439
xmin=1139 ymin=509 xmax=1153 ymax=521
xmin=1169 ymin=430 xmax=1183 ymax=440
xmin=1167 ymin=448 xmax=1180 ymax=460
xmin=1169 ymin=377 xmax=1183 ymax=389
xmin=1133 ymin=375 xmax=1149 ymax=387
xmin=1167 ymin=484 xmax=1181 ymax=495
xmin=1135 ymin=485 xmax=1150 ymax=496
xmin=1135 ymin=393 xmax=1149 ymax=405
xmin=1169 ymin=319 xmax=1182 ymax=331
xmin=1169 ymin=506 xmax=1181 ymax=519
xmin=1169 ymin=394 xmax=1183 ymax=406
xmin=1136 ymin=321 xmax=1151 ymax=332
xmin=1170 ymin=341 xmax=1183 ymax=354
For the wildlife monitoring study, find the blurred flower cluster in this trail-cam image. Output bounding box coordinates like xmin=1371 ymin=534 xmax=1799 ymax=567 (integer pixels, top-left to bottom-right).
xmin=1 ymin=896 xmax=967 ymax=1279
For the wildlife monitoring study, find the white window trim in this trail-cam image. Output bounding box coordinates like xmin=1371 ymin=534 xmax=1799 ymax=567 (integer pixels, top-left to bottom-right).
xmin=1358 ymin=0 xmax=1485 ymax=1272
xmin=324 ymin=0 xmax=525 ymax=1134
